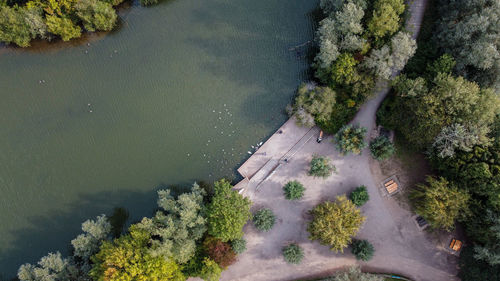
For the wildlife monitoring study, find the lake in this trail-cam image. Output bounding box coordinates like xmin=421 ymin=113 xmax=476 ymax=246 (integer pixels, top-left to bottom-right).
xmin=0 ymin=0 xmax=316 ymax=276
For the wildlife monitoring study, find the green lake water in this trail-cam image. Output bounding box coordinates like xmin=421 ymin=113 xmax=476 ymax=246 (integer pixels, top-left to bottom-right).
xmin=0 ymin=0 xmax=316 ymax=276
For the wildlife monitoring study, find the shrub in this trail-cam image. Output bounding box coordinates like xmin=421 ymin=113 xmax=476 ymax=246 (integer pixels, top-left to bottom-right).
xmin=282 ymin=243 xmax=304 ymax=264
xmin=203 ymin=237 xmax=237 ymax=269
xmin=309 ymin=155 xmax=336 ymax=178
xmin=349 ymin=186 xmax=369 ymax=206
xmin=253 ymin=208 xmax=276 ymax=232
xmin=199 ymin=258 xmax=222 ymax=281
xmin=231 ymin=238 xmax=247 ymax=254
xmin=369 ymin=136 xmax=395 ymax=160
xmin=335 ymin=124 xmax=367 ymax=155
xmin=283 ymin=181 xmax=305 ymax=200
xmin=351 ymin=239 xmax=374 ymax=261
xmin=308 ymin=195 xmax=365 ymax=252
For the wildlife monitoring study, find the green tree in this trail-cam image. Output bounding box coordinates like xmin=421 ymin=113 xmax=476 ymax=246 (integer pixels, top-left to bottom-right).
xmin=289 ymin=84 xmax=336 ymax=127
xmin=351 ymin=239 xmax=374 ymax=261
xmin=411 ymin=176 xmax=470 ymax=231
xmin=18 ymin=252 xmax=83 ymax=281
xmin=46 ymin=15 xmax=81 ymax=41
xmin=282 ymin=243 xmax=304 ymax=264
xmin=207 ymin=179 xmax=252 ymax=242
xmin=363 ymin=45 xmax=393 ymax=79
xmin=283 ymin=180 xmax=305 ymax=200
xmin=90 ymin=226 xmax=184 ymax=281
xmin=309 ymin=155 xmax=336 ymax=178
xmin=75 ymin=0 xmax=117 ymax=32
xmin=308 ymin=195 xmax=366 ymax=252
xmin=132 ymin=183 xmax=207 ymax=264
xmin=71 ymin=214 xmax=111 ymax=260
xmin=198 ymin=258 xmax=222 ymax=281
xmin=349 ymin=185 xmax=369 ymax=206
xmin=369 ymin=135 xmax=395 ymax=160
xmin=367 ymin=0 xmax=405 ymax=39
xmin=0 ymin=6 xmax=34 ymax=47
xmin=335 ymin=124 xmax=367 ymax=155
xmin=252 ymin=208 xmax=276 ymax=232
xmin=231 ymin=238 xmax=247 ymax=254
xmin=331 ymin=53 xmax=358 ymax=84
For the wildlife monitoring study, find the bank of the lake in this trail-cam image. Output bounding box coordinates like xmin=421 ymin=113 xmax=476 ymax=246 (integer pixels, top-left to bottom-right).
xmin=0 ymin=0 xmax=317 ymax=276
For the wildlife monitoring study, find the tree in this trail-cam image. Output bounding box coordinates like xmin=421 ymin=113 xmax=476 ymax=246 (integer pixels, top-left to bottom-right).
xmin=203 ymin=237 xmax=236 ymax=269
xmin=432 ymin=123 xmax=485 ymax=158
xmin=290 ymin=84 xmax=336 ymax=127
xmin=0 ymin=6 xmax=34 ymax=47
xmin=18 ymin=252 xmax=82 ymax=281
xmin=349 ymin=185 xmax=369 ymax=206
xmin=207 ymin=179 xmax=252 ymax=242
xmin=253 ymin=208 xmax=276 ymax=232
xmin=435 ymin=0 xmax=500 ymax=88
xmin=89 ymin=226 xmax=184 ymax=281
xmin=363 ymin=45 xmax=393 ymax=79
xmin=309 ymin=155 xmax=336 ymax=178
xmin=411 ymin=176 xmax=470 ymax=231
xmin=335 ymin=124 xmax=367 ymax=155
xmin=282 ymin=244 xmax=304 ymax=264
xmin=391 ymin=74 xmax=499 ymax=149
xmin=231 ymin=238 xmax=247 ymax=254
xmin=198 ymin=258 xmax=222 ymax=281
xmin=351 ymin=239 xmax=374 ymax=261
xmin=369 ymin=135 xmax=395 ymax=160
xmin=283 ymin=180 xmax=305 ymax=200
xmin=367 ymin=0 xmax=405 ymax=39
xmin=45 ymin=15 xmax=81 ymax=41
xmin=71 ymin=215 xmax=111 ymax=260
xmin=308 ymin=195 xmax=366 ymax=252
xmin=132 ymin=183 xmax=207 ymax=264
xmin=75 ymin=0 xmax=117 ymax=32
xmin=391 ymin=31 xmax=417 ymax=71
xmin=331 ymin=53 xmax=358 ymax=84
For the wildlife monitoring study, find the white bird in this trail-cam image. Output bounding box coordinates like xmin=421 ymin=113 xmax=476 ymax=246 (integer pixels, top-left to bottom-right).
xmin=247 ymin=151 xmax=252 ymax=154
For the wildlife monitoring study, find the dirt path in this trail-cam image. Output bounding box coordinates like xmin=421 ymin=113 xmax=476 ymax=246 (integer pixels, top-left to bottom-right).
xmin=220 ymin=1 xmax=459 ymax=280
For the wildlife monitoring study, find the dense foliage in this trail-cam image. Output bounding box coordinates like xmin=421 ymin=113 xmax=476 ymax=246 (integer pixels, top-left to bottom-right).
xmin=283 ymin=180 xmax=305 ymax=200
xmin=376 ymin=0 xmax=500 ymax=276
xmin=308 ymin=195 xmax=365 ymax=252
xmin=207 ymin=179 xmax=252 ymax=242
xmin=309 ymin=155 xmax=336 ymax=178
xmin=335 ymin=124 xmax=367 ymax=155
xmin=369 ymin=135 xmax=395 ymax=160
xmin=252 ymin=208 xmax=276 ymax=232
xmin=349 ymin=185 xmax=369 ymax=206
xmin=282 ymin=243 xmax=304 ymax=264
xmin=289 ymin=0 xmax=415 ymax=133
xmin=351 ymin=239 xmax=374 ymax=261
xmin=18 ymin=180 xmax=250 ymax=281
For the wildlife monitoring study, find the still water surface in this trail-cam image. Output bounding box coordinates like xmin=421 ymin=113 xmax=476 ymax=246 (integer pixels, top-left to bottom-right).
xmin=0 ymin=0 xmax=315 ymax=276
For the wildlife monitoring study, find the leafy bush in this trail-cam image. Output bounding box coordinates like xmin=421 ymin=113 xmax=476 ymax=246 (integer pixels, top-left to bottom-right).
xmin=308 ymin=195 xmax=366 ymax=252
xmin=309 ymin=155 xmax=336 ymax=178
xmin=253 ymin=208 xmax=276 ymax=232
xmin=351 ymin=239 xmax=374 ymax=261
xmin=335 ymin=124 xmax=367 ymax=155
xmin=199 ymin=258 xmax=222 ymax=281
xmin=282 ymin=243 xmax=304 ymax=264
xmin=75 ymin=0 xmax=117 ymax=32
xmin=349 ymin=186 xmax=369 ymax=206
xmin=283 ymin=181 xmax=305 ymax=200
xmin=369 ymin=136 xmax=395 ymax=160
xmin=289 ymin=84 xmax=336 ymax=128
xmin=231 ymin=238 xmax=247 ymax=254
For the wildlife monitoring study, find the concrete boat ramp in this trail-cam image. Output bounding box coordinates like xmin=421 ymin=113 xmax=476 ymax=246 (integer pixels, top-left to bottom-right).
xmin=234 ymin=117 xmax=320 ymax=198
